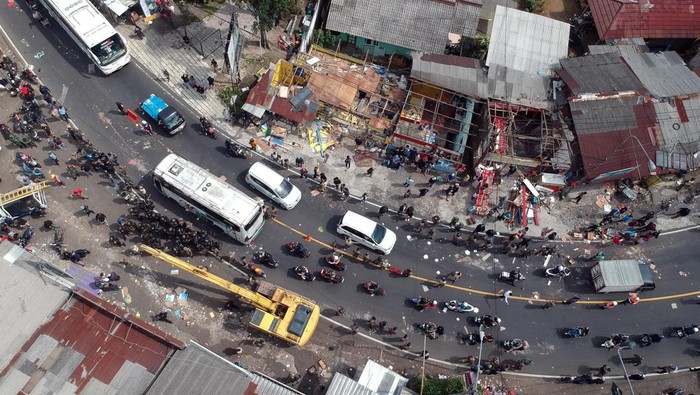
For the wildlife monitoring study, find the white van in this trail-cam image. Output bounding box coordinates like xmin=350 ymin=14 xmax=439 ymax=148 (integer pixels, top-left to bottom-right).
xmin=245 ymin=162 xmax=302 ymax=210
xmin=337 ymin=211 xmax=397 ymax=255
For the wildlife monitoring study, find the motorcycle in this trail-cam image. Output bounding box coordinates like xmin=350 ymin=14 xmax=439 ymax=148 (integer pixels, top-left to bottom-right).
xmin=287 ymin=242 xmax=311 ymax=258
xmin=319 ymin=268 xmax=344 ymax=284
xmin=293 ymin=265 xmax=315 ymax=282
xmin=95 ymin=281 xmax=122 ymax=292
xmin=417 ymin=322 xmax=444 ymax=339
xmin=253 ymin=251 xmax=279 ymax=268
xmin=16 ymin=152 xmax=40 ymax=168
xmin=225 ymin=139 xmax=250 ymax=158
xmin=499 ymin=269 xmax=525 ymax=285
xmin=325 ymin=252 xmax=346 ymax=271
xmin=49 ymin=151 xmax=59 ymax=165
xmin=18 ymin=226 xmax=34 ymax=247
xmin=503 ymin=338 xmax=528 ymax=352
xmin=545 ymin=265 xmax=571 ymax=277
xmin=564 ymin=326 xmax=590 ymax=338
xmin=473 ymin=314 xmax=501 ymax=328
xmin=671 ymin=325 xmax=699 ymax=338
xmin=601 ymin=334 xmax=630 ymax=349
xmin=364 ymin=281 xmax=385 ymax=296
xmin=411 ymin=297 xmax=438 ymax=311
xmin=96 ymin=271 xmax=121 ymax=283
xmin=21 ymin=65 xmax=38 ymax=83
xmin=245 ymin=262 xmax=266 ymax=278
xmin=199 ymin=116 xmax=216 ymax=139
xmin=445 ymin=300 xmax=479 ymax=313
xmin=637 ymin=333 xmax=663 ymax=347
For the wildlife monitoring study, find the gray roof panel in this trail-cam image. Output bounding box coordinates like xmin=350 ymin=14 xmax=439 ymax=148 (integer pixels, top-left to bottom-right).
xmin=0 ymin=241 xmax=70 ymax=374
xmin=623 ymin=52 xmax=700 ymax=98
xmin=487 ymin=5 xmax=569 ymax=74
xmin=558 ymin=53 xmax=644 ymax=96
xmin=146 ymin=342 xmax=254 ymax=395
xmin=569 ymin=96 xmax=643 ymax=136
xmin=326 ymin=0 xmax=482 ymax=54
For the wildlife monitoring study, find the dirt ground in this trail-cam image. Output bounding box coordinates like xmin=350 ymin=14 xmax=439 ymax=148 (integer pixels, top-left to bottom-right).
xmin=541 ymin=0 xmax=582 ymax=23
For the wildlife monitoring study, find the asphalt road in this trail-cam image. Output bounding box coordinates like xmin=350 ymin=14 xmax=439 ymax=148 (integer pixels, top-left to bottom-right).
xmin=3 ymin=8 xmax=699 ymax=374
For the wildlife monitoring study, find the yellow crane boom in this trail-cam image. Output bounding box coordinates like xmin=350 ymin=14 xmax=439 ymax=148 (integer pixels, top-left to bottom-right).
xmin=140 ymin=245 xmax=320 ymax=346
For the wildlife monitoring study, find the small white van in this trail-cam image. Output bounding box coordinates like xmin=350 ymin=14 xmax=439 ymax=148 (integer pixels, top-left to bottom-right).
xmin=245 ymin=162 xmax=301 ymax=210
xmin=337 ymin=211 xmax=397 ymax=255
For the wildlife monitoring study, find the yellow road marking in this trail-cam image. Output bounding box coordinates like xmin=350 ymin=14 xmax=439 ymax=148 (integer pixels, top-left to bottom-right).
xmin=272 ymin=218 xmax=700 ymax=305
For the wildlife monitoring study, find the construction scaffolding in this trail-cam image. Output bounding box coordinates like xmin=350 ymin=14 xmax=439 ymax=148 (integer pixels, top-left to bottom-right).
xmin=478 ymin=101 xmax=572 ymax=170
xmin=395 ymin=79 xmax=484 ymax=165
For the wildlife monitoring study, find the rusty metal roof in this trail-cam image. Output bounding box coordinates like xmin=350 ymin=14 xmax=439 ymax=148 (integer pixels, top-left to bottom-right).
xmin=589 ymin=0 xmax=700 ymax=40
xmin=0 ymin=286 xmax=182 ymax=394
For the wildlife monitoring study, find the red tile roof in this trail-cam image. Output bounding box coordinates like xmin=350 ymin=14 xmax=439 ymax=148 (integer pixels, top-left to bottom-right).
xmin=589 ymin=0 xmax=700 ymax=40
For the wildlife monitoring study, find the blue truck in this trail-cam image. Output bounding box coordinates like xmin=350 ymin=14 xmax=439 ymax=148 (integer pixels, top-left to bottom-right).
xmin=140 ymin=94 xmax=185 ymax=135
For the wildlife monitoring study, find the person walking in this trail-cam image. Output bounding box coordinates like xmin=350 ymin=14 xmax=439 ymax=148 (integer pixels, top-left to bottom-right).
xmin=207 ymin=76 xmax=215 ymax=88
xmin=573 ymin=191 xmax=587 ymax=204
xmin=403 ymin=177 xmax=414 ymax=187
xmin=502 ymin=290 xmax=513 ymax=305
xmin=398 ymin=203 xmax=407 ymax=216
xmin=671 ymin=207 xmax=691 ymax=219
xmin=350 ymin=323 xmax=359 ymax=334
xmin=344 ymin=155 xmax=351 ymax=170
xmin=435 ymin=277 xmax=447 ymax=287
xmin=403 ymin=189 xmax=411 ymax=199
xmin=162 ymin=69 xmax=170 ymax=81
xmin=473 ymin=223 xmax=486 ymax=234
xmin=313 ymin=165 xmax=320 ymax=179
xmin=448 ymin=271 xmax=461 ymax=283
xmin=378 ymin=206 xmax=389 ymax=219
xmin=300 ymin=166 xmax=308 ymax=179
xmin=426 ymin=228 xmax=435 ymax=240
xmin=418 ymin=187 xmax=429 ymax=197
xmin=428 ymin=176 xmax=438 ymax=188
xmin=366 ymin=167 xmax=375 ymax=177
xmin=562 ymin=295 xmax=581 ymax=305
xmin=210 ymin=58 xmax=219 ymax=71
xmin=405 ymin=206 xmax=414 ymax=221
xmin=116 ymin=101 xmax=126 ymax=115
xmin=80 ymin=205 xmax=95 ymax=217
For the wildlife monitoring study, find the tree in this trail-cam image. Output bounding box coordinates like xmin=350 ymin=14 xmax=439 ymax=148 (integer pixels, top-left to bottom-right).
xmin=313 ymin=30 xmax=337 ymax=49
xmin=250 ymin=0 xmax=297 ymax=49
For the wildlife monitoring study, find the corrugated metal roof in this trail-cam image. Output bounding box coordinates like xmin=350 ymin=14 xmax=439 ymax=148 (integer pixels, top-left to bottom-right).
xmin=410 ymin=52 xmax=489 ymax=99
xmin=326 ymin=373 xmax=376 ymax=395
xmin=0 ymin=240 xmax=71 ymax=374
xmin=622 ymin=52 xmax=700 ymax=98
xmin=570 ymin=97 xmax=659 ymax=181
xmin=357 ymin=359 xmax=408 ymax=395
xmin=326 ymin=0 xmax=482 ymax=54
xmin=147 ymin=341 xmax=255 ymax=395
xmin=487 ymin=64 xmax=553 ymax=110
xmin=558 ymin=53 xmax=645 ymax=96
xmin=587 ymin=44 xmax=649 ymax=57
xmin=486 ymin=5 xmax=569 ymax=75
xmin=570 ymin=96 xmax=645 ymax=136
xmin=0 ymin=289 xmax=180 ymax=394
xmin=250 ymin=371 xmax=305 ymax=395
xmin=243 ymin=70 xmax=318 ymax=124
xmin=589 ymin=0 xmax=700 ymax=40
xmin=654 ymin=98 xmax=700 ymax=155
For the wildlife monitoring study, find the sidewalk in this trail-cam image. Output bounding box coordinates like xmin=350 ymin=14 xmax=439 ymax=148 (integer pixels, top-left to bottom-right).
xmin=119 ymin=5 xmax=700 ymax=245
xmin=2 ymin=15 xmax=698 ymax=395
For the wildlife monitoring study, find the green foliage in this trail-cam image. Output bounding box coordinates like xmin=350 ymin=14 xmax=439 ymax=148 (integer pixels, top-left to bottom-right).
xmin=522 ymin=0 xmax=547 ymax=13
xmin=408 ymin=375 xmax=464 ymax=395
xmin=447 ymin=34 xmax=489 ymax=59
xmin=219 ymin=85 xmax=247 ymax=111
xmin=313 ymin=30 xmax=337 ymax=48
xmin=251 ymin=0 xmax=298 ymax=33
xmin=522 ymin=0 xmax=536 ymax=12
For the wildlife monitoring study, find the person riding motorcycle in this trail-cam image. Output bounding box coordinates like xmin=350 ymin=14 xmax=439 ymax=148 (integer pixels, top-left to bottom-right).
xmin=295 ymin=266 xmax=309 ymax=277
xmin=483 ymin=315 xmax=501 ymax=327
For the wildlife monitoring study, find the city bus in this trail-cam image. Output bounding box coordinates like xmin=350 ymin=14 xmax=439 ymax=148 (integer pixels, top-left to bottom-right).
xmin=152 ymin=154 xmax=264 ymax=244
xmin=38 ymin=0 xmax=130 ymax=75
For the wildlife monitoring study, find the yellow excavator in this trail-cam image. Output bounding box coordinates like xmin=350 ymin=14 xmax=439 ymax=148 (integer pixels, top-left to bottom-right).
xmin=141 ymin=245 xmax=320 ymax=346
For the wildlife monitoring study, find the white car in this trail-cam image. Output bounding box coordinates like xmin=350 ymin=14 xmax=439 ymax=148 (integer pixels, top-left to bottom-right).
xmin=245 ymin=162 xmax=301 ymax=209
xmin=337 ymin=211 xmax=397 ymax=255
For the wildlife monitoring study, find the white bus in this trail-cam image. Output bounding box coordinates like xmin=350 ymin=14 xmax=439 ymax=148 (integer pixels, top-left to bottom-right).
xmin=152 ymin=154 xmax=265 ymax=244
xmin=38 ymin=0 xmax=130 ymax=75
